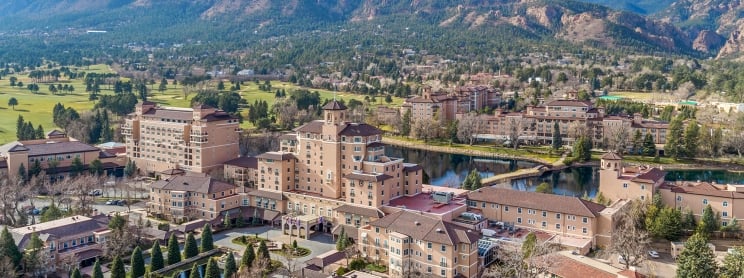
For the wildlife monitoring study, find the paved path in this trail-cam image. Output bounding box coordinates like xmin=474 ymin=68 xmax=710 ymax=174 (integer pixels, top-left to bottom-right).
xmin=213 ymin=226 xmax=336 ymax=266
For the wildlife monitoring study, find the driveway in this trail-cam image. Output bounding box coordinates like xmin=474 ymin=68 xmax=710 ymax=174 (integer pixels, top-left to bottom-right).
xmin=213 ymin=226 xmax=336 ymax=266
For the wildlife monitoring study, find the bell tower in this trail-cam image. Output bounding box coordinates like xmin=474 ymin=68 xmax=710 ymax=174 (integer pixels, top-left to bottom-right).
xmin=322 ymin=96 xmax=348 ymax=125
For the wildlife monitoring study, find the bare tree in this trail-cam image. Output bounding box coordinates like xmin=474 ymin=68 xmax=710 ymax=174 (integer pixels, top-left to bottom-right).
xmin=72 ymin=175 xmax=103 ymax=216
xmin=506 ymin=117 xmax=525 ymax=150
xmin=0 ymin=257 xmax=18 ymax=277
xmin=727 ymin=134 xmax=744 ymax=158
xmin=673 ymin=81 xmax=696 ymax=102
xmin=236 ymin=254 xmax=271 ymax=278
xmin=483 ymin=240 xmax=557 ymax=278
xmin=610 ymin=200 xmax=650 ymax=269
xmin=0 ymin=175 xmax=30 ymax=226
xmin=412 ymin=117 xmax=439 ymax=142
xmin=603 ymin=123 xmax=630 ymax=153
xmin=457 ymin=112 xmax=485 ymax=145
xmin=273 ymin=99 xmax=300 ymax=129
xmin=567 ymin=121 xmax=590 ymax=141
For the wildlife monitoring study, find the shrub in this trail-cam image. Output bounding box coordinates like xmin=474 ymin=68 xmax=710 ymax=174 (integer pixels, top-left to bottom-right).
xmin=349 ymin=259 xmax=367 ymax=271
xmin=157 ymin=223 xmax=170 ymax=231
xmin=336 ymin=267 xmax=349 ymax=276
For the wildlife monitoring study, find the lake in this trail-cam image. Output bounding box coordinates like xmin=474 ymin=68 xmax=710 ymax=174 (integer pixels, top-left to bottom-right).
xmin=386 ymin=145 xmax=744 ymax=197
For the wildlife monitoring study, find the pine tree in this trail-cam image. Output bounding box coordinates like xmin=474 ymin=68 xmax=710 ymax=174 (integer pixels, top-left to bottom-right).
xmin=17 ymin=163 xmax=26 ymax=183
xmin=223 ymin=211 xmax=232 ymax=229
xmin=71 ymin=268 xmax=82 ymax=278
xmin=200 ymin=224 xmax=214 ymax=253
xmin=401 ymin=109 xmax=412 ymax=136
xmin=642 ymin=133 xmax=656 ymax=156
xmin=676 ymin=232 xmax=717 ymax=278
xmin=721 ymin=246 xmax=744 ymax=278
xmin=336 ymin=228 xmax=347 ymax=251
xmin=167 ymin=233 xmax=181 ymax=265
xmin=93 ymin=259 xmax=104 ymax=278
xmin=468 ymin=169 xmax=482 ymax=190
xmin=665 ymin=116 xmax=684 ymax=159
xmin=700 ymin=205 xmax=720 ymax=234
xmin=204 ymin=257 xmax=221 ymax=278
xmin=110 ymin=255 xmax=126 ymax=278
xmin=184 ymin=232 xmax=199 ymax=259
xmin=683 ymin=119 xmax=700 ymax=158
xmin=150 ymin=241 xmax=165 ymax=271
xmin=258 ymin=240 xmax=270 ymax=259
xmin=551 ymin=121 xmax=563 ymax=151
xmin=683 ymin=209 xmax=697 ymax=230
xmin=0 ymin=227 xmax=22 ymax=270
xmin=631 ymin=130 xmax=642 ymax=154
xmin=130 ymin=246 xmax=145 ymax=278
xmin=241 ymin=245 xmax=255 ymax=269
xmin=224 ymin=252 xmax=237 ymax=278
xmin=35 ymin=125 xmax=44 ymax=139
xmin=188 ymin=263 xmax=200 ymax=278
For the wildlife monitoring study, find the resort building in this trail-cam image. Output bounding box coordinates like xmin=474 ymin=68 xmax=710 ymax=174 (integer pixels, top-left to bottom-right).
xmin=0 ymin=131 xmax=126 ymax=181
xmin=147 ymin=174 xmax=242 ymax=222
xmin=659 ymin=181 xmax=744 ymax=227
xmin=357 ymin=210 xmax=481 ymax=278
xmin=400 ymin=85 xmax=501 ymax=124
xmin=598 ymin=152 xmax=665 ymax=203
xmin=9 ymin=214 xmax=111 ymax=270
xmin=466 ymin=187 xmax=611 ymax=253
xmin=122 ymin=101 xmax=240 ymax=175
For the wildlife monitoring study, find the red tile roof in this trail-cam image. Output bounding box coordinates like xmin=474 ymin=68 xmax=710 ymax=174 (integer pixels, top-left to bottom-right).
xmin=631 ymin=168 xmax=666 ymax=183
xmin=467 ymin=187 xmax=605 ymax=217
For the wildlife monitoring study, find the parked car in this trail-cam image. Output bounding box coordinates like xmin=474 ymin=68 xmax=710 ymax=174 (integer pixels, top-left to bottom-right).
xmin=89 ymin=189 xmax=102 ymax=196
xmin=116 ymin=200 xmax=127 ymax=206
xmin=648 ymin=250 xmax=660 ymax=258
xmin=105 ymin=200 xmax=116 ymax=205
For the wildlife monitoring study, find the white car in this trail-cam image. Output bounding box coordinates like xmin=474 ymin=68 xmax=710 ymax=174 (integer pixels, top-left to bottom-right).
xmin=648 ymin=250 xmax=660 ymax=258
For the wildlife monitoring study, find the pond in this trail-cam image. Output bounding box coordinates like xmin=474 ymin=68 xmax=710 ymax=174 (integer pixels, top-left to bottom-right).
xmin=386 ymin=145 xmax=744 ymax=198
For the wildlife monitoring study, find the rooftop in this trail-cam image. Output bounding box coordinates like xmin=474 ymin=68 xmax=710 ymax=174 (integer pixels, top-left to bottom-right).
xmin=467 ymin=187 xmax=606 ymax=217
xmin=0 ymin=140 xmax=100 ymax=157
xmin=150 ymin=175 xmax=236 ymax=194
xmin=386 ymin=192 xmax=466 ymax=215
xmin=366 ymin=210 xmax=480 ymax=245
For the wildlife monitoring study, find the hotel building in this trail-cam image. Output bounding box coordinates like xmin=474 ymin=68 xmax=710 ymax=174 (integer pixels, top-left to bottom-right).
xmin=122 ymin=101 xmax=240 ymax=174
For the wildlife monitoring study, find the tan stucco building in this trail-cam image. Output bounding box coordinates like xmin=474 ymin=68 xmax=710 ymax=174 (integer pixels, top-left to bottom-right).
xmin=598 ymin=152 xmax=665 ymax=203
xmin=122 ymin=101 xmax=240 ymax=175
xmin=659 ymin=182 xmax=744 ymax=227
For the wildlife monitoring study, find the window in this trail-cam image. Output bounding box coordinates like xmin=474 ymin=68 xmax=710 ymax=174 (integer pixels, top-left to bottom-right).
xmin=427 ymin=242 xmax=432 ymax=249
xmin=641 ymin=185 xmax=646 ymax=190
xmin=441 ymin=245 xmax=446 ymax=252
xmin=556 ymin=224 xmax=561 ymax=229
xmin=427 ymin=254 xmax=432 ymax=261
xmin=703 ymin=199 xmax=708 ymax=205
xmin=583 ymin=227 xmax=587 ymax=234
xmin=517 ymin=217 xmax=522 ymax=224
xmin=542 ymin=221 xmax=547 ymax=227
xmin=723 ymin=211 xmax=729 ymax=217
xmin=724 ymin=201 xmax=729 ymax=207
xmin=723 ymin=221 xmax=728 ymax=227
xmin=504 ymin=206 xmax=509 ymax=212
xmin=542 ymin=211 xmax=547 ymax=217
xmin=623 ymin=183 xmax=628 ymax=188
xmin=518 ymin=208 xmax=522 ymax=214
xmin=677 ymin=196 xmax=682 ymax=201
xmin=556 ymin=213 xmax=561 ymax=219
xmin=582 ymin=217 xmax=588 ymax=223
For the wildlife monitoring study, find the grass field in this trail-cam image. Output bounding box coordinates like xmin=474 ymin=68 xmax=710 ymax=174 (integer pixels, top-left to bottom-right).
xmin=0 ymin=65 xmax=404 ymax=144
xmin=608 ymin=91 xmax=655 ymax=101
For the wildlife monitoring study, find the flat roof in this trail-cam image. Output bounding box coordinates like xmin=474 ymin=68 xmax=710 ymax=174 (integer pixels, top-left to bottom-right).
xmin=386 ymin=193 xmax=465 ymax=215
xmin=422 ymin=184 xmax=470 ymax=197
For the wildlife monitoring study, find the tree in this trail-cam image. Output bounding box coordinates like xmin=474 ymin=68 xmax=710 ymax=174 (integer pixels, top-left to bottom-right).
xmin=648 ymin=206 xmax=683 ymax=241
xmin=130 ymin=246 xmax=145 ymax=278
xmin=224 ymin=211 xmax=232 ymax=229
xmin=683 ymin=209 xmax=697 ymax=230
xmin=40 ymin=203 xmax=63 ymax=222
xmin=400 ymin=109 xmax=411 ymax=136
xmin=258 ymin=240 xmax=270 ymax=260
xmin=89 ymin=159 xmax=104 ymax=176
xmin=522 ymin=232 xmax=537 ymax=259
xmin=124 ymin=159 xmax=138 ymax=178
xmin=535 ymin=182 xmax=552 ymax=194
xmin=93 ymin=259 xmax=104 ymax=278
xmin=17 ymin=163 xmax=26 ymax=184
xmin=665 ymin=117 xmax=684 ymax=159
xmin=240 ymin=245 xmax=255 ymax=269
xmin=224 ymin=252 xmax=237 ymax=278
xmin=723 ymin=218 xmax=740 ymax=233
xmin=0 ymin=226 xmax=23 ymax=269
xmin=573 ymin=136 xmax=592 ymax=162
xmin=71 ymin=268 xmax=81 ymax=278
xmin=23 ymin=232 xmax=48 ymax=276
xmin=166 ymin=233 xmax=181 ymax=265
xmin=461 ymin=169 xmax=482 ymax=190
xmin=158 ymin=78 xmax=168 ymax=92
xmin=184 ymin=232 xmax=199 ymax=259
xmin=188 ymin=263 xmax=200 ymax=278
xmin=110 ymin=255 xmax=125 ymax=278
xmin=610 ymin=200 xmax=650 ymax=269
xmin=676 ymin=232 xmax=717 ymax=278
xmin=721 ymin=246 xmax=744 ymax=278
xmin=217 ymin=80 xmax=225 ymax=91
xmin=200 ymin=224 xmax=214 ymax=253
xmin=7 ymin=97 xmax=17 ymax=110
xmin=204 ymin=257 xmax=221 ymax=278
xmin=457 ymin=113 xmax=484 ymax=145
xmin=552 ymin=121 xmax=563 ymax=151
xmin=642 ymin=133 xmax=656 ymax=156
xmin=700 ymin=204 xmax=720 ymax=234
xmin=683 ymin=119 xmax=700 ymax=158
xmin=70 ymin=157 xmax=84 ymax=177
xmin=506 ymin=117 xmax=525 ymax=150
xmin=150 ymin=241 xmax=164 ymax=272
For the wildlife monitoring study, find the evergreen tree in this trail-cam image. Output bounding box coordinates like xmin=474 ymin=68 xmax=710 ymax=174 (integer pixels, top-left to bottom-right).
xmin=110 ymin=255 xmax=126 ymax=278
xmin=70 ymin=157 xmax=84 ymax=177
xmin=665 ymin=117 xmax=684 ymax=159
xmin=631 ymin=130 xmax=642 ymax=154
xmin=35 ymin=125 xmax=44 ymax=139
xmin=468 ymin=169 xmax=482 ymax=190
xmin=573 ymin=136 xmax=592 ymax=162
xmin=200 ymin=224 xmax=214 ymax=253
xmin=29 ymin=159 xmax=42 ymax=177
xmin=683 ymin=119 xmax=700 ymax=158
xmin=336 ymin=228 xmax=347 ymax=251
xmin=522 ymin=232 xmax=537 ymax=259
xmin=535 ymin=182 xmax=552 ymax=194
xmin=400 ymin=110 xmax=412 ymax=136
xmin=551 ymin=121 xmax=563 ymax=151
xmin=700 ymin=204 xmax=720 ymax=234
xmin=150 ymin=241 xmax=165 ymax=272
xmin=71 ymin=268 xmax=81 ymax=278
xmin=223 ymin=211 xmax=232 ymax=229
xmin=224 ymin=252 xmax=237 ymax=278
xmin=217 ymin=80 xmax=225 ymax=91
xmin=642 ymin=133 xmax=657 ymax=157
xmin=130 ymin=246 xmax=145 ymax=278
xmin=240 ymin=245 xmax=255 ymax=269
xmin=1 ymin=227 xmax=23 ymax=269
xmin=89 ymin=159 xmax=104 ymax=176
xmin=17 ymin=163 xmax=26 ymax=183
xmin=683 ymin=209 xmax=697 ymax=230
xmin=649 ymin=207 xmax=683 ymax=241
xmin=93 ymin=259 xmax=104 ymax=278
xmin=204 ymin=257 xmax=221 ymax=278
xmin=711 ymin=127 xmax=723 ymax=157
xmin=721 ymin=246 xmax=744 ymax=278
xmin=188 ymin=263 xmax=200 ymax=278
xmin=258 ymin=240 xmax=270 ymax=260
xmin=101 ymin=111 xmax=113 ymax=142
xmin=166 ymin=233 xmax=181 ymax=265
xmin=184 ymin=232 xmax=199 ymax=259
xmin=158 ymin=78 xmax=168 ymax=92
xmin=676 ymin=232 xmax=717 ymax=278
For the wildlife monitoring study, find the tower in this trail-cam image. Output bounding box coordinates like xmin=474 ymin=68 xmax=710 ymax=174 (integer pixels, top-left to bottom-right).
xmin=322 ymin=98 xmax=347 ymax=125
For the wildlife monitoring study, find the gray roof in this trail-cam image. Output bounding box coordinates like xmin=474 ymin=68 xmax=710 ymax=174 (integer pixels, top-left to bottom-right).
xmin=369 ymin=210 xmax=480 ymax=245
xmin=142 ymin=108 xmax=194 ymax=121
xmin=344 ymin=172 xmax=393 ymax=182
xmin=467 ymin=187 xmax=606 ymax=217
xmin=151 ymin=176 xmax=236 ymax=194
xmin=246 ymin=190 xmax=284 ymax=200
xmin=224 ymin=156 xmax=257 ymax=169
xmin=256 ymin=152 xmax=295 ymax=161
xmin=334 ymin=204 xmax=384 ymax=218
xmin=322 ymin=100 xmax=347 ymax=110
xmin=0 ymin=141 xmax=101 ymax=157
xmin=11 ymin=215 xmax=109 ymax=249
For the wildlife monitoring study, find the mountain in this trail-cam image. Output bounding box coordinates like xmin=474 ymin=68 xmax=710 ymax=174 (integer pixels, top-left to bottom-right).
xmin=0 ymin=0 xmax=714 ymax=62
xmin=578 ymin=0 xmax=676 ymax=15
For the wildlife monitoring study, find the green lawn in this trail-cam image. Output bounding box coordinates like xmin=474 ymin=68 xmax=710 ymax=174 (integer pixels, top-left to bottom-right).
xmin=0 ymin=66 xmax=404 ymax=144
